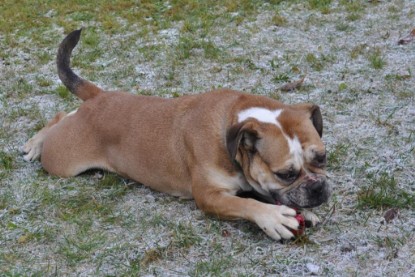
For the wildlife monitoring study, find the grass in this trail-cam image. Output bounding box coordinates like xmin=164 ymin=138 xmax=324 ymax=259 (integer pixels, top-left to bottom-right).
xmin=271 ymin=13 xmax=288 ymax=26
xmin=191 ymin=256 xmax=233 ymax=276
xmin=305 ymin=53 xmax=335 ymax=71
xmin=338 ymin=82 xmax=348 ymax=91
xmin=309 ymin=0 xmax=332 ymax=13
xmin=274 ymin=73 xmax=290 ymax=83
xmin=358 ymin=173 xmax=415 ymax=209
xmin=59 ymin=227 xmax=107 ymax=267
xmin=55 ymin=85 xmax=71 ymax=100
xmin=176 ymin=36 xmax=223 ymax=61
xmin=327 ymin=143 xmax=349 ymax=170
xmin=368 ymin=49 xmax=387 ymax=70
xmin=0 ymin=151 xmax=14 ymax=171
xmin=171 ymin=222 xmax=202 ymax=248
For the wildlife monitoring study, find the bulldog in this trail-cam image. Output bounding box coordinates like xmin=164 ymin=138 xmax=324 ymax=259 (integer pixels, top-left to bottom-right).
xmin=23 ymin=29 xmax=331 ymax=241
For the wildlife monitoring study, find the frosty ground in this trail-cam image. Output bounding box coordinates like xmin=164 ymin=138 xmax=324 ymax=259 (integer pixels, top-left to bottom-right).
xmin=1 ymin=1 xmax=414 ymax=276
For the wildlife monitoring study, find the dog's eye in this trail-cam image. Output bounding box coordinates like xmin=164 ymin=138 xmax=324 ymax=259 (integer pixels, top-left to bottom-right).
xmin=275 ymin=169 xmax=299 ymax=183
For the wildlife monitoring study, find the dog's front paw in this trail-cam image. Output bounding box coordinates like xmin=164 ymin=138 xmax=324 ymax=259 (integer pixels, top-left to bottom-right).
xmin=301 ymin=210 xmax=320 ymax=227
xmin=22 ymin=135 xmax=43 ymax=162
xmin=254 ymin=204 xmax=299 ymax=241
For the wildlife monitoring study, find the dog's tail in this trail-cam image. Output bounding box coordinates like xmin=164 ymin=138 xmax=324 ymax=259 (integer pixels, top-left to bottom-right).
xmin=57 ymin=28 xmax=102 ymax=101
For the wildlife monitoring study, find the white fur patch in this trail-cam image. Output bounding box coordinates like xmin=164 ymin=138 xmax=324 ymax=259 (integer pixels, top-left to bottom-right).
xmin=67 ymin=109 xmax=78 ymax=117
xmin=238 ymin=107 xmax=283 ymax=127
xmin=238 ymin=107 xmax=304 ymax=167
xmin=301 ymin=210 xmax=321 ymax=226
xmin=285 ymin=135 xmax=303 ymax=168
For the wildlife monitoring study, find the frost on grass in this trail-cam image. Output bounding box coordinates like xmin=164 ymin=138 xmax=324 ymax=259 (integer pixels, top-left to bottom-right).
xmin=1 ymin=1 xmax=415 ymax=276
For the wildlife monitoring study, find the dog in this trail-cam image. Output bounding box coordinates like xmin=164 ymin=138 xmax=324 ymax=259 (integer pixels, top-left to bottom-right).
xmin=23 ymin=29 xmax=330 ymax=241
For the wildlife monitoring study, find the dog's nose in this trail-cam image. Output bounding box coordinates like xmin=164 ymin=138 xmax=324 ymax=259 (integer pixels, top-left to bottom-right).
xmin=307 ymin=181 xmax=324 ymax=195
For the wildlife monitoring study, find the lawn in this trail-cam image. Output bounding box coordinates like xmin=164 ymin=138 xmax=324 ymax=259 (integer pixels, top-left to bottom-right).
xmin=1 ymin=0 xmax=414 ymax=275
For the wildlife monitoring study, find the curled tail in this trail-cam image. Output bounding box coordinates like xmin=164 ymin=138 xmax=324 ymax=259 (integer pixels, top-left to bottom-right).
xmin=57 ymin=28 xmax=102 ymax=101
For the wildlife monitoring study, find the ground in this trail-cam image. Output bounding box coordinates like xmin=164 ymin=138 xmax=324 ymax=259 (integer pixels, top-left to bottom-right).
xmin=0 ymin=0 xmax=414 ymax=276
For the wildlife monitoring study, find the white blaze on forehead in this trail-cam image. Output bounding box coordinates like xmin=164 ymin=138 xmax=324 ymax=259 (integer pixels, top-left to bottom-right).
xmin=286 ymin=135 xmax=303 ymax=168
xmin=238 ymin=107 xmax=282 ymax=127
xmin=238 ymin=107 xmax=304 ymax=167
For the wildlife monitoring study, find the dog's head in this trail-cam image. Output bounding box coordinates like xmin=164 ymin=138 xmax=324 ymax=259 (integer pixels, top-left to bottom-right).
xmin=227 ymin=104 xmax=330 ymax=208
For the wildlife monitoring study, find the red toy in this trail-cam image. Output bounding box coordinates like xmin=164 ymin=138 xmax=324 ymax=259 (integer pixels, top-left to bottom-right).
xmin=275 ymin=203 xmax=306 ymax=236
xmin=291 ymin=212 xmax=306 ymax=236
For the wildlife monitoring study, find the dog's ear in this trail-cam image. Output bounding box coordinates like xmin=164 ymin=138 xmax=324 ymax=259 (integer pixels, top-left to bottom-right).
xmin=226 ymin=121 xmax=259 ymax=161
xmin=292 ymin=103 xmax=323 ymax=137
xmin=309 ymin=105 xmax=323 ymax=137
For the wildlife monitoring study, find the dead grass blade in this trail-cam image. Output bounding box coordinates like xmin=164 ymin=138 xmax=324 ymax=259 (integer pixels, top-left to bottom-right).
xmin=279 ymin=76 xmax=305 ymax=92
xmin=398 ymin=28 xmax=415 ymax=45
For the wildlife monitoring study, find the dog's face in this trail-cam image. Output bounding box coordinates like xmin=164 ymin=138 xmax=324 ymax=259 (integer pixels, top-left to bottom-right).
xmin=227 ymin=104 xmax=330 ymax=208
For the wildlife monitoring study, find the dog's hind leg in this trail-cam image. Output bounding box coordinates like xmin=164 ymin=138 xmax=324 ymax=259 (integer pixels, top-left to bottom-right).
xmin=22 ymin=111 xmax=68 ymax=162
xmin=39 ymin=110 xmax=113 ymax=178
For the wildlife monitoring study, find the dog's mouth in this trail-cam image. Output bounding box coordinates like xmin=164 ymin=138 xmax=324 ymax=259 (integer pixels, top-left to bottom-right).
xmin=238 ymin=174 xmax=331 ymax=209
xmin=270 ymin=177 xmax=331 ymax=209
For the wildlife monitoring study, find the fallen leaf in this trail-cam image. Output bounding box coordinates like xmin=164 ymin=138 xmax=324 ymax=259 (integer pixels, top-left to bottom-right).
xmin=383 ymin=208 xmax=399 ymax=223
xmin=340 ymin=242 xmax=356 ymax=253
xmin=398 ymin=28 xmax=415 ymax=45
xmin=280 ymin=76 xmax=305 ymax=92
xmin=221 ymin=229 xmax=231 ymax=237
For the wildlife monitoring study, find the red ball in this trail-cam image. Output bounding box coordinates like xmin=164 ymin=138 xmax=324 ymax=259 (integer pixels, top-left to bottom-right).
xmin=290 ymin=213 xmax=305 ymax=236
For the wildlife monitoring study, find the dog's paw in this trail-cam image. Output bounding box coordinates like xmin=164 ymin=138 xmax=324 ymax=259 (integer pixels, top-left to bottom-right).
xmin=22 ymin=135 xmax=43 ymax=162
xmin=254 ymin=204 xmax=299 ymax=241
xmin=301 ymin=210 xmax=320 ymax=227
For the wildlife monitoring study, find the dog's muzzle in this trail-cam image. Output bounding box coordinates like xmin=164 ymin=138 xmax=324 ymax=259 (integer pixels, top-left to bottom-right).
xmin=271 ymin=174 xmax=331 ymax=209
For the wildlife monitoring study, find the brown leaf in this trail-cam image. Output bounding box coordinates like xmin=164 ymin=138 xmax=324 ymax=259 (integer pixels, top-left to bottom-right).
xmin=398 ymin=28 xmax=415 ymax=45
xmin=383 ymin=208 xmax=399 ymax=223
xmin=280 ymin=76 xmax=305 ymax=92
xmin=221 ymin=229 xmax=231 ymax=237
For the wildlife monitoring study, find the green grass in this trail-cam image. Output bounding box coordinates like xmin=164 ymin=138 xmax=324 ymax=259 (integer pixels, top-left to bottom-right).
xmin=340 ymin=0 xmax=366 ymax=16
xmin=338 ymin=82 xmax=348 ymax=91
xmin=327 ymin=143 xmax=349 ymax=170
xmin=0 ymin=151 xmax=14 ymax=171
xmin=171 ymin=222 xmax=202 ymax=248
xmin=271 ymin=12 xmax=288 ymax=26
xmin=10 ymin=79 xmax=33 ymax=99
xmin=274 ymin=73 xmax=290 ymax=83
xmin=368 ymin=49 xmax=387 ymax=70
xmin=335 ymin=22 xmax=353 ymax=32
xmin=55 ymin=85 xmax=71 ymax=100
xmin=191 ymin=256 xmax=233 ymax=276
xmin=306 ymin=53 xmax=325 ymax=71
xmin=58 ymin=224 xmax=107 ymax=266
xmin=36 ymin=52 xmax=52 ymax=65
xmin=36 ymin=77 xmax=53 ymax=88
xmin=176 ymin=36 xmax=223 ymax=61
xmin=358 ymin=173 xmax=415 ymax=209
xmin=309 ymin=0 xmax=332 ymax=13
xmin=350 ymin=43 xmax=368 ymax=59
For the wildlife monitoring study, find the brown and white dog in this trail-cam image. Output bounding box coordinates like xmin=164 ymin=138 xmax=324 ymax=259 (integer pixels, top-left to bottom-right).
xmin=23 ymin=29 xmax=330 ymax=241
